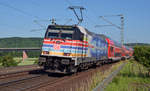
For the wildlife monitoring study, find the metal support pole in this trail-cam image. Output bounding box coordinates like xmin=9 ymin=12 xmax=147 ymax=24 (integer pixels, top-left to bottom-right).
xmin=96 ymin=14 xmax=124 ymax=45
xmin=120 ymin=15 xmax=124 ymax=45
xmin=68 ymin=6 xmax=85 ymax=25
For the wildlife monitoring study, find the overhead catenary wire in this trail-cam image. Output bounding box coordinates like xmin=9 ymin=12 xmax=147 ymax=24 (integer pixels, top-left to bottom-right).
xmin=80 ymin=0 xmax=99 ymax=23
xmin=0 ymin=1 xmax=40 ymax=19
xmin=68 ymin=6 xmax=85 ymax=25
xmin=76 ymin=0 xmax=98 ymax=26
xmin=99 ymin=16 xmax=121 ymax=29
xmin=30 ymin=28 xmax=46 ymax=32
xmin=63 ymin=0 xmax=117 ymax=38
xmin=64 ymin=0 xmax=98 ymax=27
xmin=33 ymin=20 xmax=47 ymax=29
xmin=0 ymin=1 xmax=48 ymax=35
xmin=64 ymin=0 xmax=73 ymax=6
xmin=84 ymin=13 xmax=97 ymax=28
xmin=64 ymin=0 xmax=103 ymax=35
xmin=79 ymin=0 xmax=119 ymax=37
xmin=30 ymin=0 xmax=41 ymax=6
xmin=64 ymin=19 xmax=72 ymax=25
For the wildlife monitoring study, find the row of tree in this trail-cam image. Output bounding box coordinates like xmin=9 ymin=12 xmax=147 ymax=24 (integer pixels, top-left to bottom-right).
xmin=0 ymin=37 xmax=43 ymax=48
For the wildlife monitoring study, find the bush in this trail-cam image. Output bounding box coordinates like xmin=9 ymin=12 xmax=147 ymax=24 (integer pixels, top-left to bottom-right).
xmin=34 ymin=59 xmax=39 ymax=64
xmin=133 ymin=46 xmax=150 ymax=71
xmin=0 ymin=54 xmax=20 ymax=67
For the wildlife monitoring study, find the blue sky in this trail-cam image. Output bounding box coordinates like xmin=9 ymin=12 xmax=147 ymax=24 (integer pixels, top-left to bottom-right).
xmin=0 ymin=0 xmax=150 ymax=43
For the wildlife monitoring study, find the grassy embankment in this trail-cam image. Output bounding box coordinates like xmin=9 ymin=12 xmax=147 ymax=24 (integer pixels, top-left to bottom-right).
xmin=14 ymin=58 xmax=38 ymax=66
xmin=0 ymin=57 xmax=38 ymax=67
xmin=105 ymin=59 xmax=150 ymax=91
xmin=72 ymin=61 xmax=125 ymax=91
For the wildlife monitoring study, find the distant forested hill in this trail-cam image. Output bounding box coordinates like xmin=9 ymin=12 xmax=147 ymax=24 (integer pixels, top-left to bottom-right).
xmin=0 ymin=37 xmax=43 ymax=48
xmin=124 ymin=43 xmax=150 ymax=47
xmin=0 ymin=37 xmax=149 ymax=48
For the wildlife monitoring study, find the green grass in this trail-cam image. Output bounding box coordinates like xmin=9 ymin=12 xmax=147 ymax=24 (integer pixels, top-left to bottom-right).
xmin=105 ymin=60 xmax=150 ymax=91
xmin=72 ymin=61 xmax=124 ymax=91
xmin=14 ymin=58 xmax=38 ymax=66
xmin=0 ymin=63 xmax=2 ymax=68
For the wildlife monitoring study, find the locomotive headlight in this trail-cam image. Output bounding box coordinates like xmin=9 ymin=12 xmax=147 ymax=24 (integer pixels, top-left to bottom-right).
xmin=43 ymin=51 xmax=49 ymax=55
xmin=64 ymin=53 xmax=71 ymax=56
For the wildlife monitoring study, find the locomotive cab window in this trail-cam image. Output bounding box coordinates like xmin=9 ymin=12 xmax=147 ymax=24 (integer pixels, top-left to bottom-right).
xmin=80 ymin=33 xmax=84 ymax=41
xmin=45 ymin=25 xmax=85 ymax=41
xmin=61 ymin=33 xmax=72 ymax=39
xmin=47 ymin=32 xmax=59 ymax=38
xmin=47 ymin=31 xmax=73 ymax=40
xmin=45 ymin=27 xmax=74 ymax=40
xmin=73 ymin=28 xmax=84 ymax=41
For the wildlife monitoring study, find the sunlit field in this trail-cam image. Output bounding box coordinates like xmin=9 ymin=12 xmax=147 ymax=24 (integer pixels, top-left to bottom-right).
xmin=105 ymin=60 xmax=150 ymax=91
xmin=14 ymin=57 xmax=38 ymax=66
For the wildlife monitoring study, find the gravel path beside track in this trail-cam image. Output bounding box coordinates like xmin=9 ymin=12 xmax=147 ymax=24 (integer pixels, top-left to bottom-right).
xmin=93 ymin=61 xmax=127 ymax=91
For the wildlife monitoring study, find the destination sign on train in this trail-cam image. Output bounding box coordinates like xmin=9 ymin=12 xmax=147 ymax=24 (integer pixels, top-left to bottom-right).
xmin=49 ymin=25 xmax=74 ymax=29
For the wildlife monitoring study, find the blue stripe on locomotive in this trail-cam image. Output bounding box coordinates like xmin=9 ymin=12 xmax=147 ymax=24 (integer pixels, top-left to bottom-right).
xmin=89 ymin=35 xmax=108 ymax=59
xmin=42 ymin=44 xmax=87 ymax=54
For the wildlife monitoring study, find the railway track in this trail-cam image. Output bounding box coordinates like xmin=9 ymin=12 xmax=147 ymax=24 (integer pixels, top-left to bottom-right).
xmin=27 ymin=62 xmax=117 ymax=91
xmin=0 ymin=65 xmax=66 ymax=91
xmin=0 ymin=65 xmax=42 ymax=76
xmin=0 ymin=65 xmax=45 ymax=91
xmin=0 ymin=62 xmax=119 ymax=91
xmin=0 ymin=70 xmax=44 ymax=86
xmin=0 ymin=71 xmax=66 ymax=91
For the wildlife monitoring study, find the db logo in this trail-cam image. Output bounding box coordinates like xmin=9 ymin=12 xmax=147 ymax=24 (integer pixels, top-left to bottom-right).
xmin=53 ymin=44 xmax=60 ymax=50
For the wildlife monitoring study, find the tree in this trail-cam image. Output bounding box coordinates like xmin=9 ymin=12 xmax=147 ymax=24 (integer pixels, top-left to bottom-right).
xmin=134 ymin=46 xmax=150 ymax=75
xmin=0 ymin=54 xmax=20 ymax=67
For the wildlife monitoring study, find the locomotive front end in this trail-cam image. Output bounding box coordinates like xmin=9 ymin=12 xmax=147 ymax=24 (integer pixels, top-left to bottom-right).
xmin=38 ymin=25 xmax=86 ymax=73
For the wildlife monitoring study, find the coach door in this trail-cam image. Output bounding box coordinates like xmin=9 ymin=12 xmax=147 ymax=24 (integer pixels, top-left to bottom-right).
xmin=110 ymin=46 xmax=114 ymax=57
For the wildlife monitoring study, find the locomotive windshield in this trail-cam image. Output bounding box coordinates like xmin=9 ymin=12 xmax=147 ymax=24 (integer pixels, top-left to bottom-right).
xmin=47 ymin=32 xmax=59 ymax=38
xmin=61 ymin=33 xmax=72 ymax=39
xmin=45 ymin=25 xmax=75 ymax=39
xmin=45 ymin=25 xmax=84 ymax=40
xmin=47 ymin=31 xmax=73 ymax=39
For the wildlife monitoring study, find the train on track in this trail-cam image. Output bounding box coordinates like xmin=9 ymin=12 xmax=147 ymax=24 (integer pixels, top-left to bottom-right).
xmin=38 ymin=24 xmax=133 ymax=73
